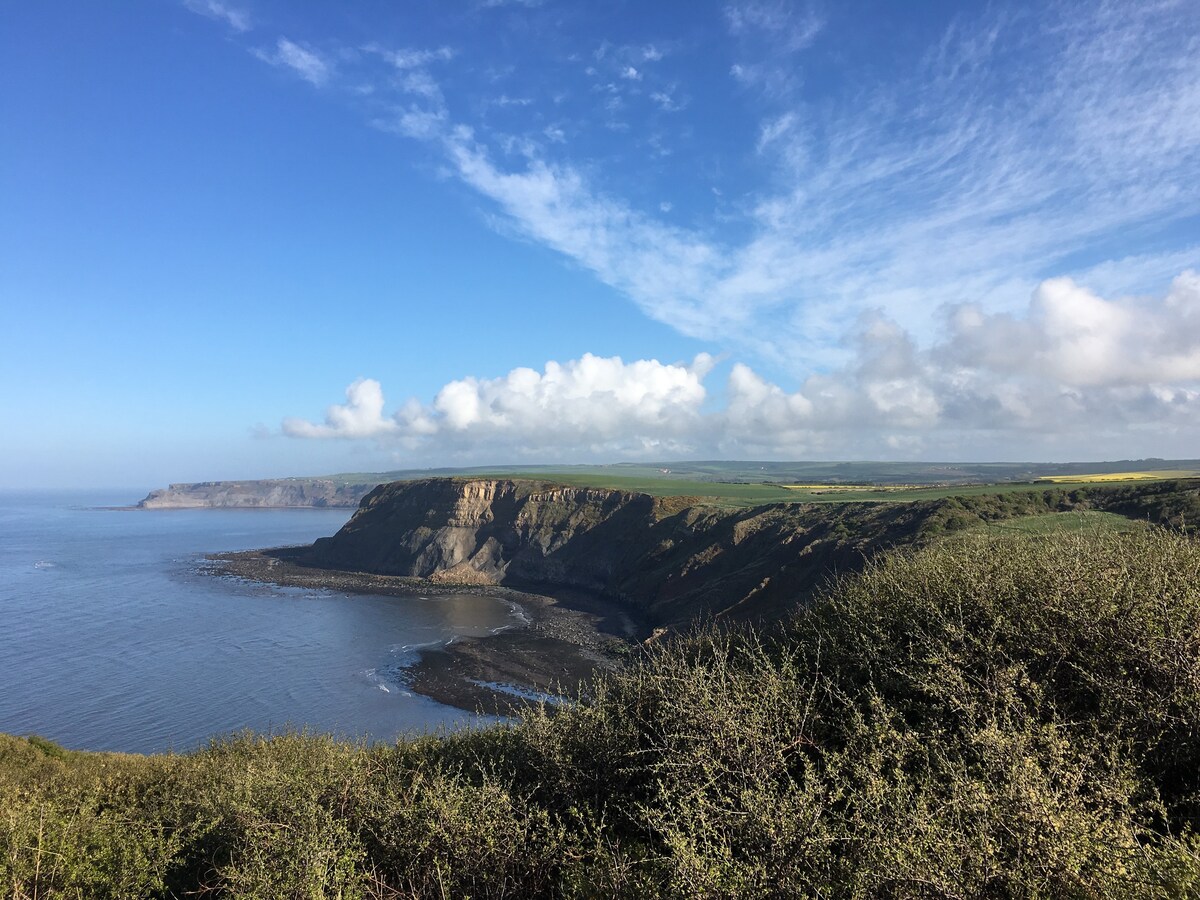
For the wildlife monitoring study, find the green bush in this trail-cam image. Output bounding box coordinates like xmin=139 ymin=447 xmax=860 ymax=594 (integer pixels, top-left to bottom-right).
xmin=3 ymin=528 xmax=1200 ymax=897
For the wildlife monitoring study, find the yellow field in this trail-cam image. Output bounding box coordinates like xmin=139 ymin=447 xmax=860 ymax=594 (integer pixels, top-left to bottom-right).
xmin=1037 ymin=470 xmax=1198 ymax=484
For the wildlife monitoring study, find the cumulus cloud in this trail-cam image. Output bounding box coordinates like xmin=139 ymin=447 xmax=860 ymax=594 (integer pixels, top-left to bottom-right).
xmin=287 ymin=354 xmax=714 ymax=454
xmin=283 ymin=275 xmax=1200 ymax=459
xmin=943 ymin=273 xmax=1200 ymax=387
xmin=255 ymin=38 xmax=331 ymax=86
xmin=282 ymin=378 xmax=398 ymax=438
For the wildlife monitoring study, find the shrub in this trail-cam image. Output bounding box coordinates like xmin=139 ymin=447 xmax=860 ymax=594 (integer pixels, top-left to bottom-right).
xmin=3 ymin=528 xmax=1200 ymax=896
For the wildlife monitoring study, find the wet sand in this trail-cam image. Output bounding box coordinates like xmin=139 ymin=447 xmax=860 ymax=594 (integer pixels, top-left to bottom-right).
xmin=205 ymin=546 xmax=643 ymax=716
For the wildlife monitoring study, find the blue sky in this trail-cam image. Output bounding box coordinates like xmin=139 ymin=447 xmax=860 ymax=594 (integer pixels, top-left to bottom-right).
xmin=2 ymin=1 xmax=1199 ymax=488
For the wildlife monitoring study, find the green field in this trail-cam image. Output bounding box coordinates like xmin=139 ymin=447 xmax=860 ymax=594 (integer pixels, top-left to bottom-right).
xmin=310 ymin=459 xmax=1200 ymax=508
xmin=969 ymin=510 xmax=1149 ymax=535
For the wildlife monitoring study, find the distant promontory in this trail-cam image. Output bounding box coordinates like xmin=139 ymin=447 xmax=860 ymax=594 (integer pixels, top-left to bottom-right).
xmin=136 ymin=478 xmax=378 ymax=509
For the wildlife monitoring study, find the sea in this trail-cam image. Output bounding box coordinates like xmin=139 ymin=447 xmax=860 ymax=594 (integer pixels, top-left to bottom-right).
xmin=0 ymin=489 xmax=517 ymax=754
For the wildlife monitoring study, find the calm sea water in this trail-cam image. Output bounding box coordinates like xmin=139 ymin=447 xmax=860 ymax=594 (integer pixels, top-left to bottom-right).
xmin=0 ymin=490 xmax=514 ymax=753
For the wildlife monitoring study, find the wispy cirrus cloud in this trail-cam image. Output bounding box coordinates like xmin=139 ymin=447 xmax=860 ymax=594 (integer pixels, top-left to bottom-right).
xmin=255 ymin=38 xmax=331 ymax=86
xmin=724 ymin=0 xmax=823 ymax=51
xmin=342 ymin=3 xmax=1199 ymax=375
xmin=183 ymin=0 xmax=251 ymax=33
xmin=366 ymin=44 xmax=455 ymax=71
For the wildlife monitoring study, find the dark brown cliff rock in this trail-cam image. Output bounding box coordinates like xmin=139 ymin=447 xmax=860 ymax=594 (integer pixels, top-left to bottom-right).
xmin=300 ymin=478 xmax=946 ymax=629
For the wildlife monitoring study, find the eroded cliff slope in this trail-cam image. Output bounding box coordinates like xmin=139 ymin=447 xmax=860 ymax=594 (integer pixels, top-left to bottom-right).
xmin=301 ymin=478 xmax=965 ymax=628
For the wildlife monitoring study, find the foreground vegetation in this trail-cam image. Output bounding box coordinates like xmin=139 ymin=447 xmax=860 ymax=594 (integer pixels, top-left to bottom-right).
xmin=5 ymin=528 xmax=1200 ymax=897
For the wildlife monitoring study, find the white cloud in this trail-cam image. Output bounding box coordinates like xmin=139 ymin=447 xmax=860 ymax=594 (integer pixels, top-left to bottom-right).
xmin=724 ymin=1 xmax=823 ymax=51
xmin=255 ymin=38 xmax=331 ymax=86
xmin=755 ymin=112 xmax=796 ymax=152
xmin=282 ymin=378 xmax=398 ymax=439
xmin=183 ymin=0 xmax=250 ymax=32
xmin=287 ymin=354 xmax=715 ymax=454
xmin=473 ymin=5 xmax=1196 ymax=371
xmin=649 ymin=90 xmax=684 ymax=112
xmin=943 ymin=271 xmax=1200 ymax=387
xmin=369 ymin=45 xmax=455 ymax=70
xmin=243 ymin=4 xmax=1199 ymax=440
xmin=439 ymin=131 xmax=732 ymax=338
xmin=284 ymin=275 xmax=1200 ymax=459
xmin=399 ymin=69 xmax=442 ymax=101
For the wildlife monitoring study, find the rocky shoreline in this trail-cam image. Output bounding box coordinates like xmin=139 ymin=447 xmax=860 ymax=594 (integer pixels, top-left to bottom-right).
xmin=205 ymin=546 xmax=642 ymax=716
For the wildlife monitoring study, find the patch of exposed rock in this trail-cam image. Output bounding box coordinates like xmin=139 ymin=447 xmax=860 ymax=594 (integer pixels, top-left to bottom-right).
xmin=299 ymin=478 xmax=948 ymax=629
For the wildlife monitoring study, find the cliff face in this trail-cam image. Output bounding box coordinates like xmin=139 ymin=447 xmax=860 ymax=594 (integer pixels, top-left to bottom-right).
xmin=302 ymin=478 xmax=947 ymax=629
xmin=137 ymin=479 xmax=377 ymax=509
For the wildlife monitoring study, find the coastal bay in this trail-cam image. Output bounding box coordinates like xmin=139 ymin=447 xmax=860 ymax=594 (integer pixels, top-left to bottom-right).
xmin=0 ymin=491 xmax=512 ymax=752
xmin=208 ymin=545 xmax=638 ymax=715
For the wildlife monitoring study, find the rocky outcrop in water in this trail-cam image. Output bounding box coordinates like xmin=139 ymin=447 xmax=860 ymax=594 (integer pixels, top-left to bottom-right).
xmin=137 ymin=479 xmax=378 ymax=509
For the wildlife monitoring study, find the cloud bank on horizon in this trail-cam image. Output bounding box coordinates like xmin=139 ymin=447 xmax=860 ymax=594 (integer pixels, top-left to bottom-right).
xmin=197 ymin=0 xmax=1200 ymax=461
xmin=283 ymin=273 xmax=1200 ymax=459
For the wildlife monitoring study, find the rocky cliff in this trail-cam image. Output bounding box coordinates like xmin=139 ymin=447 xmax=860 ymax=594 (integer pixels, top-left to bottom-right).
xmin=301 ymin=478 xmax=956 ymax=629
xmin=137 ymin=479 xmax=378 ymax=509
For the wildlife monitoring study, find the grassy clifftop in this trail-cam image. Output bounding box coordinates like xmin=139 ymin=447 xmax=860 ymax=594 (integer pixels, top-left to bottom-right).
xmin=5 ymin=527 xmax=1200 ymax=897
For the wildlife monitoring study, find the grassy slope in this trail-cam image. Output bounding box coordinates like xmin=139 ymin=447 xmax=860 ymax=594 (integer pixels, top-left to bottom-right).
xmin=4 ymin=528 xmax=1200 ymax=897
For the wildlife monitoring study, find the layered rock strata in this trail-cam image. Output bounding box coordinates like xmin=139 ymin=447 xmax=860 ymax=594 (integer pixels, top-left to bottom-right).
xmin=301 ymin=478 xmax=943 ymax=629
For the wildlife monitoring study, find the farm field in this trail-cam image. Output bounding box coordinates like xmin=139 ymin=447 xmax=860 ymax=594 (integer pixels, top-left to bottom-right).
xmin=1037 ymin=469 xmax=1200 ymax=483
